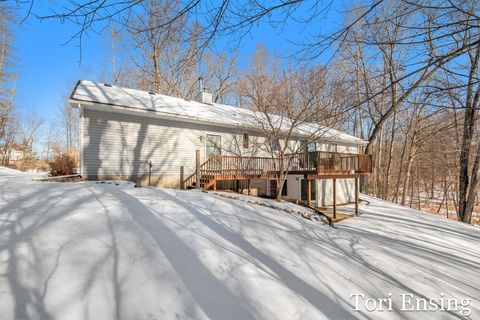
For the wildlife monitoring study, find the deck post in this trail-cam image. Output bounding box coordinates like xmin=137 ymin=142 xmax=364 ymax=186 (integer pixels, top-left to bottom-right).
xmin=180 ymin=166 xmax=185 ymax=190
xmin=247 ymin=179 xmax=251 ymax=195
xmin=307 ymin=179 xmax=311 ymax=206
xmin=333 ymin=178 xmax=337 ymax=219
xmin=195 ymin=150 xmax=200 ymax=189
xmin=355 ymin=176 xmax=359 ymax=216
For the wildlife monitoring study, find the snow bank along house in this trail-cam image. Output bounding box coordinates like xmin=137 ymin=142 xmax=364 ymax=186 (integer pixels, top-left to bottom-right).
xmin=69 ymin=79 xmax=372 ymax=212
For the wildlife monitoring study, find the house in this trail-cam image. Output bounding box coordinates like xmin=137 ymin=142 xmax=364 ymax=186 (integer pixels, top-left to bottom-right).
xmin=69 ymin=79 xmax=371 ymax=209
xmin=1 ymin=143 xmax=24 ymax=164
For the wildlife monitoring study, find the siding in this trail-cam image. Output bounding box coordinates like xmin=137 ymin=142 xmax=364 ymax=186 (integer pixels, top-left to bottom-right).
xmin=83 ymin=108 xmax=204 ymax=179
xmin=283 ymin=176 xmax=355 ymax=206
xmin=316 ymin=178 xmax=355 ymax=206
xmin=82 ymin=107 xmax=271 ymax=181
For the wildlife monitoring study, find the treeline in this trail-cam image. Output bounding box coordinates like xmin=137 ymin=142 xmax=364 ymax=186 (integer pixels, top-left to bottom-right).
xmin=0 ymin=6 xmax=78 ymax=171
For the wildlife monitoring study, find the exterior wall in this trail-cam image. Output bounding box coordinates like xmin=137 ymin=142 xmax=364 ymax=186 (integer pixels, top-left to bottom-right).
xmin=284 ymin=175 xmax=303 ymax=202
xmin=82 ymin=107 xmax=202 ymax=187
xmin=314 ymin=142 xmax=358 ymax=206
xmin=81 ymin=106 xmax=271 ymax=187
xmin=0 ymin=148 xmax=23 ymax=163
xmin=91 ymin=174 xmax=180 ymax=188
xmin=281 ymin=176 xmax=355 ymax=206
xmin=317 ymin=141 xmax=359 ymax=154
xmin=10 ymin=150 xmax=23 ymax=161
xmin=316 ymin=178 xmax=355 ymax=207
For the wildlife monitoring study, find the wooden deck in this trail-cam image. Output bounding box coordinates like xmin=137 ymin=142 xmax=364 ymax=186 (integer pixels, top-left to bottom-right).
xmin=183 ymin=151 xmax=372 ymax=190
xmin=182 ymin=151 xmax=371 ymax=220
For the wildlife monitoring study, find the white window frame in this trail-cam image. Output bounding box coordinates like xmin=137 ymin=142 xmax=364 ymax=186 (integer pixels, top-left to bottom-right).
xmin=205 ymin=133 xmax=222 ymax=159
xmin=272 ymin=138 xmax=280 ymax=153
xmin=331 ymin=142 xmax=338 ymax=153
xmin=243 ymin=132 xmax=249 ymax=149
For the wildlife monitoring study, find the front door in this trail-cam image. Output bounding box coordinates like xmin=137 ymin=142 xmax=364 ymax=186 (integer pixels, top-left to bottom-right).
xmin=206 ymin=134 xmax=222 ymax=158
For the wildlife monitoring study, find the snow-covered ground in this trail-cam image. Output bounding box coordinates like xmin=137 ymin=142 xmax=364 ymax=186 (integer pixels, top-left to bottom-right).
xmin=210 ymin=191 xmax=324 ymax=220
xmin=0 ymin=167 xmax=479 ymax=320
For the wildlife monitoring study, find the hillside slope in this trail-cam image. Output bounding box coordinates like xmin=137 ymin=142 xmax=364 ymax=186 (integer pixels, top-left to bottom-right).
xmin=0 ymin=167 xmax=478 ymax=319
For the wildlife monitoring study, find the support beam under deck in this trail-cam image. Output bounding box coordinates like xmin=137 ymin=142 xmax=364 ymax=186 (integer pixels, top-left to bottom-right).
xmin=355 ymin=177 xmax=359 ymax=216
xmin=307 ymin=179 xmax=312 ymax=206
xmin=333 ymin=178 xmax=337 ymax=219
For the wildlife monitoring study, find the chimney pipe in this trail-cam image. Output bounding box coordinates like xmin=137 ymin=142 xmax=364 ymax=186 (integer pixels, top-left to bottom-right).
xmin=198 ymin=77 xmax=203 ymax=93
xmin=195 ymin=76 xmax=213 ymax=105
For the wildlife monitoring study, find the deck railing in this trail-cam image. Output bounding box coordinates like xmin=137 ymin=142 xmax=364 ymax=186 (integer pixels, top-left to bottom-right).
xmin=286 ymin=151 xmax=372 ymax=174
xmin=202 ymin=155 xmax=280 ymax=178
xmin=184 ymin=151 xmax=372 ymax=186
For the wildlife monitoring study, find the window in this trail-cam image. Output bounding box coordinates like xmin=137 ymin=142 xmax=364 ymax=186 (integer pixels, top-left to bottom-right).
xmin=272 ymin=138 xmax=280 ymax=152
xmin=206 ymin=134 xmax=222 ymax=158
xmin=331 ymin=143 xmax=338 ymax=153
xmin=307 ymin=142 xmax=317 ymax=152
xmin=300 ymin=140 xmax=308 ymax=152
xmin=243 ymin=132 xmax=249 ymax=149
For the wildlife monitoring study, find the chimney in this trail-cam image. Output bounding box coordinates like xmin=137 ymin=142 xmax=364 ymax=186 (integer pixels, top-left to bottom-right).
xmin=195 ymin=76 xmax=213 ymax=105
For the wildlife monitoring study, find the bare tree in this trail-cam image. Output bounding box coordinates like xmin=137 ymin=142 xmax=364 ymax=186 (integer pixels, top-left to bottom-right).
xmin=239 ymin=46 xmax=347 ymax=200
xmin=39 ymin=121 xmax=59 ymax=162
xmin=0 ymin=5 xmax=16 ymax=165
xmin=124 ymin=0 xmax=201 ymax=98
xmin=203 ymin=51 xmax=238 ymax=104
xmin=19 ymin=112 xmax=44 ymax=159
xmin=447 ymin=23 xmax=480 ymax=223
xmin=58 ymin=98 xmax=79 ymax=160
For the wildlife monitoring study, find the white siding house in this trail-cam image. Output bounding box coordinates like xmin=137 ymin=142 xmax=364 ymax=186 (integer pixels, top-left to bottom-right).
xmin=70 ymin=80 xmax=368 ymax=206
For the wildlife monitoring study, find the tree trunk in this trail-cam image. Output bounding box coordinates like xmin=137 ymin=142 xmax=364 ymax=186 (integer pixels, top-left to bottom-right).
xmin=457 ymin=41 xmax=480 ymax=223
xmin=394 ymin=126 xmax=409 ymax=203
xmin=374 ymin=128 xmax=384 ymax=197
xmin=384 ymin=110 xmax=396 ymax=200
xmin=401 ymin=146 xmax=416 ymax=206
xmin=462 ymin=142 xmax=480 ymax=223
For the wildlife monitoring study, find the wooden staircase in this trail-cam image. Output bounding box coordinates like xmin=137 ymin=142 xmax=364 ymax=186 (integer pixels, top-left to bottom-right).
xmin=183 ymin=157 xmax=218 ymax=190
xmin=185 ymin=173 xmax=216 ymax=190
xmin=183 ymin=155 xmax=274 ymax=190
xmin=199 ymin=175 xmax=216 ymax=190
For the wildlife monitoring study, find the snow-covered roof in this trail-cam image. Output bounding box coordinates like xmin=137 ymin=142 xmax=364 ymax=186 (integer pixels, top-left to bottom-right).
xmin=70 ymin=80 xmax=366 ymax=144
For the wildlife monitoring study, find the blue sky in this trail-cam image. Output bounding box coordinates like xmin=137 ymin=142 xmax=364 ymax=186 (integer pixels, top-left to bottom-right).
xmin=13 ymin=1 xmax=343 ymax=123
xmin=15 ymin=14 xmax=105 ymax=120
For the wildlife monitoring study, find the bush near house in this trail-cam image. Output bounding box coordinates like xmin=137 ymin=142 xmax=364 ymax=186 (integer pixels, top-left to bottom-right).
xmin=49 ymin=154 xmax=77 ymax=176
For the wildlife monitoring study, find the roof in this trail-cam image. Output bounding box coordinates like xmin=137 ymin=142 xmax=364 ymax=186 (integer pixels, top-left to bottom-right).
xmin=70 ymin=80 xmax=366 ymax=144
xmin=9 ymin=143 xmax=23 ymax=151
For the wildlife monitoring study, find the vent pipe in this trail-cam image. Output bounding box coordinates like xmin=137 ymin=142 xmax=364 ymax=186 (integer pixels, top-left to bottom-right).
xmin=198 ymin=77 xmax=203 ymax=93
